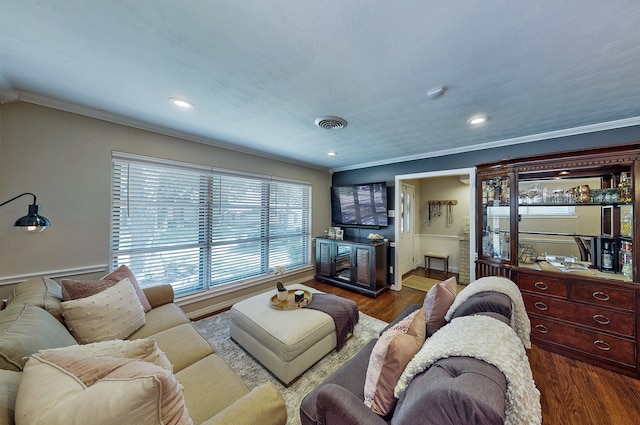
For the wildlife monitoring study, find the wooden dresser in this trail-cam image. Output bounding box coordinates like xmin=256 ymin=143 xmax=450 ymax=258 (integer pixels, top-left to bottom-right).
xmin=517 ymin=270 xmax=638 ymax=376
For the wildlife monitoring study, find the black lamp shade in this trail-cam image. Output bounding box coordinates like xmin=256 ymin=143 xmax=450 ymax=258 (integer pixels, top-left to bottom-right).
xmin=13 ymin=204 xmax=50 ymax=233
xmin=0 ymin=192 xmax=51 ymax=233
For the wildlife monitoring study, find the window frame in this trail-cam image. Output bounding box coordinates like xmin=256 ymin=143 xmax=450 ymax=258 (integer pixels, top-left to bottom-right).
xmin=110 ymin=152 xmax=312 ymax=296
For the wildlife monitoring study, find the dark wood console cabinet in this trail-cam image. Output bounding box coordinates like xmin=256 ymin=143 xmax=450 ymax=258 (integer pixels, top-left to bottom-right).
xmin=476 ymin=144 xmax=640 ymax=378
xmin=315 ymin=237 xmax=389 ymax=297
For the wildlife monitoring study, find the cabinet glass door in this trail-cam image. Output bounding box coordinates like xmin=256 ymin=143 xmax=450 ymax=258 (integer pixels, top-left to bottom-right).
xmin=480 ymin=176 xmax=511 ymax=260
xmin=334 ymin=243 xmax=352 ymax=282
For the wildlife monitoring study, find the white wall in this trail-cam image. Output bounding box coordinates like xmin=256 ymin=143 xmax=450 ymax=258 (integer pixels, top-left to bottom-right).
xmin=0 ymin=102 xmax=332 ymax=314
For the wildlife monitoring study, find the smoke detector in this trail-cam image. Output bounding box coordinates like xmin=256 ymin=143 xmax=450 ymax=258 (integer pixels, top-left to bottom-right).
xmin=315 ymin=116 xmax=348 ymax=130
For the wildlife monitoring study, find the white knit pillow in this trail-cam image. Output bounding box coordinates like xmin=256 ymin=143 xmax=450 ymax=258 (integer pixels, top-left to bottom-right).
xmin=61 ymin=278 xmax=146 ymax=344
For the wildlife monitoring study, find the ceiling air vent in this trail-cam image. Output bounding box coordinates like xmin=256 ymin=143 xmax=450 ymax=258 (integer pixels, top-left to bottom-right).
xmin=315 ymin=116 xmax=348 ymax=130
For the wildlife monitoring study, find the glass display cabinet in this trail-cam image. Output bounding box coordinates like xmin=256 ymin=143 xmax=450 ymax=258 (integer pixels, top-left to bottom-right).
xmin=476 ymin=144 xmax=640 ymax=378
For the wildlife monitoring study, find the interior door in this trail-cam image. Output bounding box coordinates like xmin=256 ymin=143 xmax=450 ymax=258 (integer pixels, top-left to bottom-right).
xmin=399 ymin=183 xmax=416 ymax=277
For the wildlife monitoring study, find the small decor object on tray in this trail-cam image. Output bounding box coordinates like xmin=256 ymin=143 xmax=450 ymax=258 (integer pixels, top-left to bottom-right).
xmin=274 ymin=266 xmax=287 ymax=301
xmin=367 ymin=233 xmax=384 ymax=241
xmin=270 ymin=289 xmax=313 ymax=310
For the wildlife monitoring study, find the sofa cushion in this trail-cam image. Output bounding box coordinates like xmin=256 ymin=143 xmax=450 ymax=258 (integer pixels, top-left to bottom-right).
xmin=0 ymin=303 xmax=77 ymax=371
xmin=175 ymin=354 xmax=250 ymax=425
xmin=0 ymin=369 xmax=20 ymax=425
xmin=8 ymin=276 xmax=64 ymax=322
xmin=300 ymin=339 xmax=377 ymax=425
xmin=128 ymin=302 xmax=191 ymax=339
xmin=423 ymin=276 xmax=457 ymax=336
xmin=61 ymin=278 xmax=146 ymax=344
xmin=134 ymin=323 xmax=214 ymax=373
xmin=61 ymin=265 xmax=152 ymax=312
xmin=37 ymin=338 xmax=173 ymax=371
xmin=393 ymin=356 xmax=506 ymax=425
xmin=15 ymin=352 xmax=192 ymax=425
xmin=364 ymin=308 xmax=425 ymax=416
xmin=449 ymin=291 xmax=512 ymax=321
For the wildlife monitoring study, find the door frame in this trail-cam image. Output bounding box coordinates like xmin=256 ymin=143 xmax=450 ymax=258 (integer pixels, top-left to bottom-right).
xmin=393 ymin=167 xmax=477 ymax=290
xmin=398 ymin=182 xmax=416 ymax=278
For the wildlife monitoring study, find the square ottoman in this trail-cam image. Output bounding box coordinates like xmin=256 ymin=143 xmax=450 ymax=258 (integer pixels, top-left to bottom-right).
xmin=229 ymin=284 xmax=338 ymax=385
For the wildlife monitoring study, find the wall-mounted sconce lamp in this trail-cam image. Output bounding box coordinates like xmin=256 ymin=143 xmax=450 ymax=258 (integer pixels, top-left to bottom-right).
xmin=0 ymin=193 xmax=51 ymax=233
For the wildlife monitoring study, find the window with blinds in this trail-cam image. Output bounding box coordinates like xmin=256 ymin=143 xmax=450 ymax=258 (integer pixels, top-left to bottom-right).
xmin=111 ymin=153 xmax=311 ymax=296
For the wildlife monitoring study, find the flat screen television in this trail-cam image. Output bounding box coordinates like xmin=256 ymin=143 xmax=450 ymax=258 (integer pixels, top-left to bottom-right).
xmin=331 ymin=182 xmax=388 ymax=227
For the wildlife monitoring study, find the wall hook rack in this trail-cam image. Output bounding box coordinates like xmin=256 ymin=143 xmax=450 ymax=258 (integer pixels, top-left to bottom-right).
xmin=427 ymin=200 xmax=458 ymax=227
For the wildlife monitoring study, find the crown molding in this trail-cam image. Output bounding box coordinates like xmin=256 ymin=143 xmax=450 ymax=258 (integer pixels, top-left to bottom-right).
xmin=331 ymin=116 xmax=640 ymax=173
xmin=15 ymin=91 xmax=331 ymax=172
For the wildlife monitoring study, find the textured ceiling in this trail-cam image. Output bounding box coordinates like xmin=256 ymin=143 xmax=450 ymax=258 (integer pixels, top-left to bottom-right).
xmin=2 ymin=1 xmax=640 ymax=171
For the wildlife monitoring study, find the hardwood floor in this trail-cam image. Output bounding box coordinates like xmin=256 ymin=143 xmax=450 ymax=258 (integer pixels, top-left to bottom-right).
xmin=303 ymin=270 xmax=640 ymax=425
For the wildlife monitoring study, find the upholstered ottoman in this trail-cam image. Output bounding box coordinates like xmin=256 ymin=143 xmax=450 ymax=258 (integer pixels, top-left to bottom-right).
xmin=229 ymin=284 xmax=338 ymax=385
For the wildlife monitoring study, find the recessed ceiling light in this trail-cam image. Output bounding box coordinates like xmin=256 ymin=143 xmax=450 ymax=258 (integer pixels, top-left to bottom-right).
xmin=328 ymin=151 xmax=338 ymax=156
xmin=169 ymin=97 xmax=194 ymax=109
xmin=467 ymin=114 xmax=489 ymax=125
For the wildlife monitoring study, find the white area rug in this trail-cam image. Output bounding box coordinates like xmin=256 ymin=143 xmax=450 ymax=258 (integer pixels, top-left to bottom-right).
xmin=193 ymin=310 xmax=387 ymax=425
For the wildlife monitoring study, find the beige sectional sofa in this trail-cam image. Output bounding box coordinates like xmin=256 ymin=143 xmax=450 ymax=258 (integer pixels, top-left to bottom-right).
xmin=0 ymin=275 xmax=287 ymax=425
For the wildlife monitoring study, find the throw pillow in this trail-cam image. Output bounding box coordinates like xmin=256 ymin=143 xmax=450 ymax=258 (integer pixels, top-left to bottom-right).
xmin=102 ymin=265 xmax=152 ymax=312
xmin=37 ymin=338 xmax=173 ymax=371
xmin=8 ymin=276 xmax=65 ymax=322
xmin=364 ymin=307 xmax=426 ymax=416
xmin=61 ymin=278 xmax=146 ymax=344
xmin=0 ymin=303 xmax=77 ymax=371
xmin=61 ymin=265 xmax=152 ymax=312
xmin=15 ymin=352 xmax=192 ymax=425
xmin=423 ymin=276 xmax=457 ymax=336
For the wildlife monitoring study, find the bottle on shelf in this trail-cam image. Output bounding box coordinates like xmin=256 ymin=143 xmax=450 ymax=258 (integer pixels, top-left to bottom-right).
xmin=492 ymin=227 xmax=501 ymax=258
xmin=482 ymin=226 xmax=493 ymax=257
xmin=620 ymin=240 xmax=633 ymax=279
xmin=601 ymin=242 xmax=615 ymax=272
xmin=501 ymin=232 xmax=511 ymax=260
xmin=618 ymin=172 xmax=632 ymax=203
xmin=621 ymin=209 xmax=633 ymax=237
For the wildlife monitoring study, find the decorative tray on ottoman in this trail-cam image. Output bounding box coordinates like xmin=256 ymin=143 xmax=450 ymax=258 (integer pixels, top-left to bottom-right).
xmin=270 ymin=289 xmax=313 ymax=310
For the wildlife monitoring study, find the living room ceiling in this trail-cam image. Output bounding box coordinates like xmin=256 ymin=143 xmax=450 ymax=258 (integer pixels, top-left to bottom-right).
xmin=1 ymin=1 xmax=640 ymax=172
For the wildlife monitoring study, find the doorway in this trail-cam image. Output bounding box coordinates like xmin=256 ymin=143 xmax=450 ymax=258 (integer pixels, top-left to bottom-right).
xmin=398 ymin=183 xmax=416 ymax=277
xmin=393 ymin=168 xmax=476 ymax=290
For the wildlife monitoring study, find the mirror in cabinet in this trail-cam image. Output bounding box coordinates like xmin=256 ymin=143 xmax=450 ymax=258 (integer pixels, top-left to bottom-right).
xmin=334 ymin=242 xmax=352 ymax=282
xmin=517 ymin=170 xmax=633 ymax=281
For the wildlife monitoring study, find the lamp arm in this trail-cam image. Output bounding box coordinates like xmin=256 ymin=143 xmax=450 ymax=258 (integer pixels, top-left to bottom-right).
xmin=0 ymin=192 xmax=37 ymax=208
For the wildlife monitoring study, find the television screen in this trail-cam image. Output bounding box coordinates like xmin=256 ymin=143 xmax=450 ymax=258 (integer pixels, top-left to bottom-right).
xmin=331 ymin=182 xmax=388 ymax=227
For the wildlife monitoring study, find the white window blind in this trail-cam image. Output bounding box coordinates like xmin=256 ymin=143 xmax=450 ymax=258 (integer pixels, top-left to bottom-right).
xmin=111 ymin=153 xmax=311 ymax=296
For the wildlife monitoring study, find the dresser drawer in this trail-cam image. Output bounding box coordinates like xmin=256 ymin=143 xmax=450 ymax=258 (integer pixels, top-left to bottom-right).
xmin=523 ymin=293 xmax=635 ymax=337
xmin=530 ymin=316 xmax=636 ymax=367
xmin=518 ymin=273 xmax=567 ymax=297
xmin=570 ymin=282 xmax=635 ymax=311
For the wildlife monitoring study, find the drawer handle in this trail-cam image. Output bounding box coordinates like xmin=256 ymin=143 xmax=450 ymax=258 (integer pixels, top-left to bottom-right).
xmin=534 ymin=324 xmax=549 ymax=334
xmin=592 ymin=314 xmax=611 ymax=325
xmin=593 ymin=340 xmax=611 ymax=351
xmin=534 ymin=301 xmax=548 ymax=311
xmin=534 ymin=281 xmax=549 ymax=290
xmin=592 ymin=291 xmax=610 ymax=302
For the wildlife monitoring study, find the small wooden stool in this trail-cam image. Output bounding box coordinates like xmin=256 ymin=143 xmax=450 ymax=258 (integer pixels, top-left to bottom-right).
xmin=424 ymin=252 xmax=449 ymax=274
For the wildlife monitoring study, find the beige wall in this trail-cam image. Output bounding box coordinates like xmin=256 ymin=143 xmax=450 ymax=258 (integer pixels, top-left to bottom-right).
xmin=414 ymin=175 xmax=471 ymax=273
xmin=0 ymin=102 xmax=332 ymax=314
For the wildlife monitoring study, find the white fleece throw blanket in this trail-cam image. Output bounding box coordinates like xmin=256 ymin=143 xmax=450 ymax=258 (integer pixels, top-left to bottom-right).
xmin=445 ymin=276 xmax=532 ymax=349
xmin=395 ymin=315 xmax=542 ymax=425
